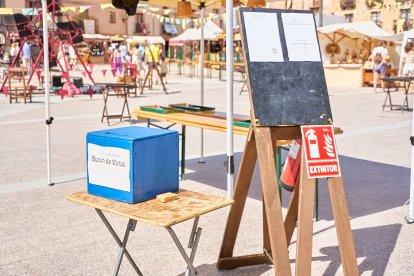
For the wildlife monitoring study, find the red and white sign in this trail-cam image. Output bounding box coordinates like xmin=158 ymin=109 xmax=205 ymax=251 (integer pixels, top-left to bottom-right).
xmin=301 ymin=125 xmax=341 ymax=179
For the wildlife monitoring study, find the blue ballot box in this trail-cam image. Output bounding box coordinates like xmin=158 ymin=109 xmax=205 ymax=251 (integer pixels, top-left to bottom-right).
xmin=86 ymin=126 xmax=179 ymax=203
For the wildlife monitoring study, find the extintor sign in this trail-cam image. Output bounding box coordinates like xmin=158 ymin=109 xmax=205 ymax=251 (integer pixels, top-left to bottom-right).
xmin=301 ymin=125 xmax=341 ymax=179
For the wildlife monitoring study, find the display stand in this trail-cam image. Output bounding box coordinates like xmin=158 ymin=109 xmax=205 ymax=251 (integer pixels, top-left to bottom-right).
xmin=217 ymin=8 xmax=359 ymax=275
xmin=140 ymin=41 xmax=167 ymax=95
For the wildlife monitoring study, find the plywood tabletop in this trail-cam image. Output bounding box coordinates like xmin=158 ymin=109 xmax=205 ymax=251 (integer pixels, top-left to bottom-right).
xmin=65 ymin=190 xmax=233 ymax=227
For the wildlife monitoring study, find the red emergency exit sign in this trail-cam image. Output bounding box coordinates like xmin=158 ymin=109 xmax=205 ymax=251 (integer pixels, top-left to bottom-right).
xmin=301 ymin=125 xmax=341 ymax=179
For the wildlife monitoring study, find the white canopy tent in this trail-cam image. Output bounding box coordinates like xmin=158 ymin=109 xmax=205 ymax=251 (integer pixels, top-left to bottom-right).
xmin=169 ymin=28 xmax=198 ymax=44
xmin=34 ymin=0 xmax=236 ymax=197
xmin=318 ymin=21 xmax=403 ymax=42
xmin=126 ymin=35 xmax=165 ymax=45
xmin=318 ymin=21 xmax=403 ymax=67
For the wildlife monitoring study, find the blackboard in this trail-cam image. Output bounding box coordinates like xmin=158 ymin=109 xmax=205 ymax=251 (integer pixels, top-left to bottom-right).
xmin=238 ymin=8 xmax=332 ymax=126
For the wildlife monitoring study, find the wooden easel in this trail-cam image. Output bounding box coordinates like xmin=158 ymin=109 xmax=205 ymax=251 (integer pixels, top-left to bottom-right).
xmin=217 ymin=8 xmax=359 ymax=275
xmin=140 ymin=41 xmax=167 ymax=95
xmin=217 ymin=125 xmax=359 ymax=275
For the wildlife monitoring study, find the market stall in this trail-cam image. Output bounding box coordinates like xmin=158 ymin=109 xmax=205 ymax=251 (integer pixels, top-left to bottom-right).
xmin=81 ymin=33 xmax=111 ymax=64
xmin=318 ymin=21 xmax=402 ymax=87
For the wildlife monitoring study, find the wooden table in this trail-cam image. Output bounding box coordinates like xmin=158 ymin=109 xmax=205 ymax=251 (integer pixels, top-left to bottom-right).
xmin=65 ymin=190 xmax=233 ymax=276
xmin=132 ymin=106 xmax=343 ymax=221
xmin=382 ymin=76 xmax=414 ymax=112
xmin=97 ymin=83 xmax=136 ymax=125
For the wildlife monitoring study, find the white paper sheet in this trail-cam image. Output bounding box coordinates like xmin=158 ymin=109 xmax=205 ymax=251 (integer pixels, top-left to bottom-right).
xmin=88 ymin=143 xmax=131 ymax=192
xmin=244 ymin=12 xmax=284 ymax=62
xmin=281 ymin=13 xmax=321 ymax=62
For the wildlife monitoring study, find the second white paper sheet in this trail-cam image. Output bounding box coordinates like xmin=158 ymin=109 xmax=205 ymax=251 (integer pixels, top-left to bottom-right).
xmin=281 ymin=13 xmax=321 ymax=62
xmin=244 ymin=12 xmax=284 ymax=62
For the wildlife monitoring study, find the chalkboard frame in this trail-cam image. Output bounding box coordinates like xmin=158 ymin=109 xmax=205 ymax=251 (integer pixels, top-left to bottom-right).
xmin=238 ymin=8 xmax=333 ymax=126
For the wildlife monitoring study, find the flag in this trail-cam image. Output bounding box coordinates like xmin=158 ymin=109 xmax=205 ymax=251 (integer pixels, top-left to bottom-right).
xmin=102 ymin=69 xmax=107 ymax=77
xmin=88 ymin=88 xmax=93 ymax=98
xmin=111 ymin=68 xmax=117 ymax=76
xmin=3 ymin=86 xmax=8 ymax=97
xmin=36 ymin=71 xmax=42 ymax=81
xmin=59 ymin=89 xmax=67 ymax=100
xmin=89 ymin=64 xmax=94 ymax=71
xmin=82 ymin=71 xmax=87 ymax=78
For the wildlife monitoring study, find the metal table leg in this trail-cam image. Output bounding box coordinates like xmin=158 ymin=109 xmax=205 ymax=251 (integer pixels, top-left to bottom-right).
xmin=314 ymin=179 xmax=319 ymax=221
xmin=146 ymin=120 xmax=185 ymax=180
xmin=181 ymin=125 xmax=186 ymax=180
xmin=166 ymin=218 xmax=202 ymax=276
xmin=276 ymin=146 xmax=282 ymax=204
xmin=95 ymin=209 xmax=143 ymax=276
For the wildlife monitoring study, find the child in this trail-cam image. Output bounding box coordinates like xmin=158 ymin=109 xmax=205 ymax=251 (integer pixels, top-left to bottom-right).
xmin=160 ymin=57 xmax=168 ymax=84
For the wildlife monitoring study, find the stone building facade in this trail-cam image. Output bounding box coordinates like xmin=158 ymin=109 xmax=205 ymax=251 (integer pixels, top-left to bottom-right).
xmin=330 ymin=0 xmax=414 ymax=33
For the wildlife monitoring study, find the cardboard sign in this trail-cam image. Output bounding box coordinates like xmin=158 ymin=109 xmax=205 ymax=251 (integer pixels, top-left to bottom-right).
xmin=301 ymin=125 xmax=341 ymax=178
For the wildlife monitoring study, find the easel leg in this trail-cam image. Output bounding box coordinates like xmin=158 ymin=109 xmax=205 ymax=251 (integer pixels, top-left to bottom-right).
xmin=327 ymin=177 xmax=359 ymax=275
xmin=295 ymin=149 xmax=316 ymax=275
xmin=256 ymin=128 xmax=292 ymax=276
xmin=95 ymin=209 xmax=143 ymax=276
xmin=284 ymin=178 xmax=300 ymax=244
xmin=140 ymin=68 xmax=151 ymax=95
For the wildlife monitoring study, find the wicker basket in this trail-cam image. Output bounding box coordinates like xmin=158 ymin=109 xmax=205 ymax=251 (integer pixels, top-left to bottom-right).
xmin=176 ymin=0 xmax=193 ymax=18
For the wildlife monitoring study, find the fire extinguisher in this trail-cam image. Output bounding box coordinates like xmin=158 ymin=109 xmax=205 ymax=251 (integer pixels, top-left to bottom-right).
xmin=280 ymin=139 xmax=302 ymax=192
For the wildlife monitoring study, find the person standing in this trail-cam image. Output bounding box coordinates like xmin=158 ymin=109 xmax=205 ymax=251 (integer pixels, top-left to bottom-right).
xmin=113 ymin=45 xmax=123 ymax=75
xmin=22 ymin=42 xmax=32 ymax=72
xmin=401 ymin=42 xmax=414 ymax=77
xmin=119 ymin=42 xmax=128 ymax=64
xmin=371 ymin=41 xmax=388 ymax=93
xmin=9 ymin=42 xmax=20 ymax=66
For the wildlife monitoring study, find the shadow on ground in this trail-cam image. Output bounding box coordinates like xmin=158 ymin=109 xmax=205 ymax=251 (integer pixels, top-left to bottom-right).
xmin=184 ymin=152 xmax=410 ymax=221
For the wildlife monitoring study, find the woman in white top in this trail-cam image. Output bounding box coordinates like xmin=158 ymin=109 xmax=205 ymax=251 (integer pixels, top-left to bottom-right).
xmin=371 ymin=41 xmax=388 ymax=93
xmin=9 ymin=42 xmax=20 ymax=66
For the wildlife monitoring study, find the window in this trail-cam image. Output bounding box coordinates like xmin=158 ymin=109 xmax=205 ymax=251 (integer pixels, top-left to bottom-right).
xmin=340 ymin=0 xmax=356 ymax=10
xmin=310 ymin=0 xmax=320 ymax=9
xmin=136 ymin=13 xmax=144 ymax=24
xmin=371 ymin=11 xmax=381 ymax=27
xmin=393 ymin=20 xmax=398 ymax=34
xmin=109 ymin=12 xmax=116 ymax=24
xmin=345 ymin=14 xmax=354 ymax=23
xmin=400 ymin=9 xmax=411 ymax=20
xmin=0 ymin=0 xmax=5 ymax=8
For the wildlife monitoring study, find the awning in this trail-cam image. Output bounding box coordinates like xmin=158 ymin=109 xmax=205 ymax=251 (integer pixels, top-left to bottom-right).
xmin=318 ymin=21 xmax=403 ymax=42
xmin=170 ymin=28 xmax=198 ymax=44
xmin=83 ymin=33 xmax=110 ymax=42
xmin=126 ymin=35 xmax=165 ymax=45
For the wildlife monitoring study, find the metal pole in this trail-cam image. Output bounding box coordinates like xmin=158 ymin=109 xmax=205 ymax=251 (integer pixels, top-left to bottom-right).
xmin=319 ymin=0 xmax=323 ymax=27
xmin=408 ymin=114 xmax=414 ymax=223
xmin=199 ymin=6 xmax=205 ymax=163
xmin=42 ymin=0 xmax=53 ymax=186
xmin=226 ymin=0 xmax=234 ymax=199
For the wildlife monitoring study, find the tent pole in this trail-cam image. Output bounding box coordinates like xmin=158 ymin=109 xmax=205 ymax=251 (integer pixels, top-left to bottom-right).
xmin=42 ymin=0 xmax=53 ymax=186
xmin=225 ymin=0 xmax=234 ymax=199
xmin=199 ymin=6 xmax=205 ymax=163
xmin=408 ymin=110 xmax=414 ymax=223
xmin=319 ymin=0 xmax=323 ymax=27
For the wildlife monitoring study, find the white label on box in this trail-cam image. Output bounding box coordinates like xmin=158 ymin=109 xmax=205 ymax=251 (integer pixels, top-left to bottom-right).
xmin=87 ymin=143 xmax=131 ymax=192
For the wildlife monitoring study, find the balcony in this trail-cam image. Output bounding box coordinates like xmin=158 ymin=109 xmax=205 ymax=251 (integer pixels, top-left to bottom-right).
xmin=341 ymin=0 xmax=356 ymax=10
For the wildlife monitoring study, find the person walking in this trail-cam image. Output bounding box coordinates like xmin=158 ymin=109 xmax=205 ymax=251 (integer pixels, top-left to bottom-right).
xmin=371 ymin=41 xmax=388 ymax=93
xmin=22 ymin=42 xmax=32 ymax=73
xmin=113 ymin=45 xmax=123 ymax=75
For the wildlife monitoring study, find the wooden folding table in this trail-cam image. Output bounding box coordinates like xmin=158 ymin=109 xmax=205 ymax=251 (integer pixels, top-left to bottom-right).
xmin=98 ymin=83 xmax=136 ymax=125
xmin=65 ymin=190 xmax=233 ymax=276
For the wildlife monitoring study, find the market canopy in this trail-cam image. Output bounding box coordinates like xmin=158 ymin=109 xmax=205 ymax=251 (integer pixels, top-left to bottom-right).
xmin=126 ymin=35 xmax=165 ymax=45
xmin=193 ymin=20 xmax=223 ymax=40
xmin=83 ymin=33 xmax=111 ymax=42
xmin=170 ymin=28 xmax=198 ymax=44
xmin=318 ymin=21 xmax=403 ymax=42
